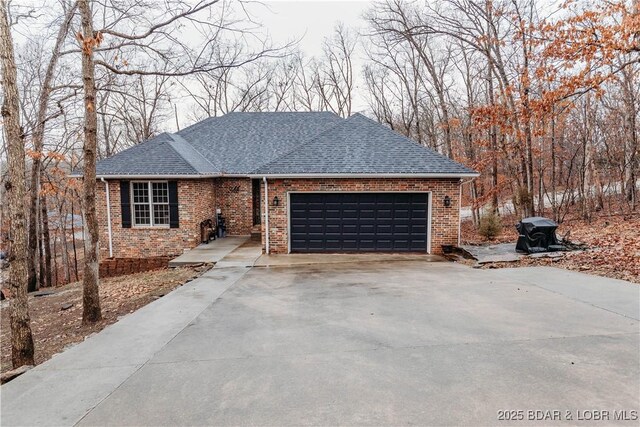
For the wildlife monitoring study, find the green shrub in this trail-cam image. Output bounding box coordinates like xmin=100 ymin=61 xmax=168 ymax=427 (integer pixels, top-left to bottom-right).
xmin=478 ymin=211 xmax=502 ymax=240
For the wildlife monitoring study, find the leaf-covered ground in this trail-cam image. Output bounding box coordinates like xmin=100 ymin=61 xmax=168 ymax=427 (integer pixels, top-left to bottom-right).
xmin=1 ymin=266 xmax=209 ymax=373
xmin=461 ymin=211 xmax=640 ymax=284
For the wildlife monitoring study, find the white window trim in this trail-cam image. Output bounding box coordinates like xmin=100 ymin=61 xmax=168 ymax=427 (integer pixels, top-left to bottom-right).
xmin=131 ymin=180 xmax=170 ymax=228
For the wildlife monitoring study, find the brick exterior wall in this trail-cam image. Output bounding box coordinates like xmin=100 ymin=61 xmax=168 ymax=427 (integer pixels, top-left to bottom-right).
xmin=96 ymin=177 xmax=256 ymax=259
xmin=214 ymin=178 xmax=254 ymax=235
xmin=260 ymin=178 xmax=461 ymax=255
xmin=97 ymin=177 xmax=460 ymax=258
xmin=97 ymin=179 xmax=216 ymax=259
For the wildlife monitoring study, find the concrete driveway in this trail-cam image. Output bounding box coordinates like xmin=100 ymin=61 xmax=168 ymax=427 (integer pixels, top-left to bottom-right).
xmin=2 ymin=260 xmax=638 ymax=426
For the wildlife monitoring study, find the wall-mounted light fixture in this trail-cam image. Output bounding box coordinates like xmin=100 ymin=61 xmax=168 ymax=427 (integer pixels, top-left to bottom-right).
xmin=444 ymin=195 xmax=452 ymax=208
xmin=273 ymin=196 xmax=280 ymax=207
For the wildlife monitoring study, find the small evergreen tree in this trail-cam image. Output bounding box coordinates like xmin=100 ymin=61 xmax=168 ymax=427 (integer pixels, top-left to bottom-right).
xmin=478 ymin=211 xmax=502 ymax=240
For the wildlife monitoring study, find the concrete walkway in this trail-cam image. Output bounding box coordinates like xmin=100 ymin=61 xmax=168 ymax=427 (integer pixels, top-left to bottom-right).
xmin=168 ymin=236 xmax=249 ymax=267
xmin=214 ymin=239 xmax=262 ymax=268
xmin=0 ymin=266 xmax=251 ymax=426
xmin=1 ymin=262 xmax=638 ymax=426
xmin=255 ymin=252 xmax=445 ymax=267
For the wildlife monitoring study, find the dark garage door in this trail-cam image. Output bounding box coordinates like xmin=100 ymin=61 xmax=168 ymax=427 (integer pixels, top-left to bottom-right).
xmin=289 ymin=193 xmax=429 ymax=252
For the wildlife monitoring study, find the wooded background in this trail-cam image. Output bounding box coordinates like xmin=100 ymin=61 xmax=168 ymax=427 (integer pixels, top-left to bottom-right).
xmin=1 ymin=0 xmax=638 ymax=287
xmin=0 ymin=0 xmax=638 ymax=366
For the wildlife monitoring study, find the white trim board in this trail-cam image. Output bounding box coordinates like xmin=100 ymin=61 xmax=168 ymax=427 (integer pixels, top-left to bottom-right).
xmin=251 ymin=173 xmax=478 ymax=179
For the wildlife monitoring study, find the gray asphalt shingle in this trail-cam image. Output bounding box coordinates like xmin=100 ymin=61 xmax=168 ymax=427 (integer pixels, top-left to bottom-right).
xmin=95 ymin=133 xmax=201 ymax=176
xmin=255 ymin=114 xmax=477 ymax=175
xmin=176 ymin=112 xmax=343 ymax=174
xmin=94 ymin=112 xmax=477 ymax=177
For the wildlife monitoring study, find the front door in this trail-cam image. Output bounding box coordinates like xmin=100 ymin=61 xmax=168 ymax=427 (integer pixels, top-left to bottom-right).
xmin=252 ymin=179 xmax=261 ymax=226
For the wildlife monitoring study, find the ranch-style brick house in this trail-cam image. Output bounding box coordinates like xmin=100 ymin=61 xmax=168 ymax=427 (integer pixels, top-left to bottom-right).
xmin=90 ymin=112 xmax=478 ymax=258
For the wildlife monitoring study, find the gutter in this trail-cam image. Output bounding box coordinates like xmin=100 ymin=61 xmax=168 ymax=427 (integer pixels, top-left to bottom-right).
xmin=70 ymin=173 xmax=251 ymax=180
xmin=263 ymin=177 xmax=269 ymax=254
xmin=247 ymin=173 xmax=480 ymax=179
xmin=71 ymin=172 xmax=480 ymax=180
xmin=101 ymin=178 xmax=113 ymax=258
xmin=87 ymin=174 xmax=220 ymax=179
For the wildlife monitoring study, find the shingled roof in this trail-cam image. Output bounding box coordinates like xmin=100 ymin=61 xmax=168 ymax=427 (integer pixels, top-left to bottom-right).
xmin=253 ymin=113 xmax=476 ymax=176
xmin=177 ymin=112 xmax=342 ymax=174
xmin=95 ymin=133 xmax=210 ymax=177
xmin=93 ymin=112 xmax=478 ymax=178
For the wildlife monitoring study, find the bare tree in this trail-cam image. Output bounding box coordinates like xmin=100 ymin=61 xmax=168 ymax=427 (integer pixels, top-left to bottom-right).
xmin=70 ymin=0 xmax=288 ymax=323
xmin=26 ymin=1 xmax=77 ymax=292
xmin=317 ymin=24 xmax=357 ymax=117
xmin=77 ymin=0 xmax=102 ymax=323
xmin=96 ymin=71 xmax=172 ymax=153
xmin=0 ymin=0 xmax=35 ymax=367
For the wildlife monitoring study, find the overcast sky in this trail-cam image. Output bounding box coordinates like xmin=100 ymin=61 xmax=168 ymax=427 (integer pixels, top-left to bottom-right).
xmin=245 ymin=0 xmax=373 ymax=113
xmin=257 ymin=0 xmax=371 ymax=57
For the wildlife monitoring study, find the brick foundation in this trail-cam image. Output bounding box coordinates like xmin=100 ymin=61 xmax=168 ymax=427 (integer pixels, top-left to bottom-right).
xmin=99 ymin=257 xmax=170 ymax=278
xmin=261 ymin=178 xmax=461 ymax=255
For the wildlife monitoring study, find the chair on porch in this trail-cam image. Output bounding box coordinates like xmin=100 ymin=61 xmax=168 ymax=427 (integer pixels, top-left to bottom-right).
xmin=199 ymin=218 xmax=217 ymax=244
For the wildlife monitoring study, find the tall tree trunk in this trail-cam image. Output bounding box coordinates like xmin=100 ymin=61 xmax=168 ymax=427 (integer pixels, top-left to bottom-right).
xmin=26 ymin=2 xmax=77 ymax=293
xmin=582 ymin=94 xmax=604 ymax=218
xmin=26 ymin=204 xmax=38 ymax=291
xmin=0 ymin=0 xmax=35 ymax=367
xmin=484 ymin=1 xmax=500 ymax=214
xmin=60 ymin=199 xmax=71 ymax=284
xmin=71 ymin=198 xmax=79 ymax=282
xmin=52 ymin=227 xmax=59 ymax=287
xmin=41 ymin=195 xmax=52 ymax=288
xmin=519 ymin=38 xmax=535 ymax=217
xmin=550 ymin=112 xmax=559 ymax=221
xmin=486 ymin=62 xmax=499 ymax=211
xmin=622 ymin=65 xmax=638 ymax=209
xmin=78 ymin=0 xmax=102 ymax=324
xmin=38 ymin=222 xmax=45 ymax=288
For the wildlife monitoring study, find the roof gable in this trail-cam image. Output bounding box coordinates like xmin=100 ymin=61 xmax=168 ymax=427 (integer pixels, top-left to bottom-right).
xmin=95 ymin=133 xmax=201 ymax=177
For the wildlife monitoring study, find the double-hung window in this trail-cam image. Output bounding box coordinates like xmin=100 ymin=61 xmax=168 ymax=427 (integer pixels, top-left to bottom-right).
xmin=131 ymin=181 xmax=170 ymax=226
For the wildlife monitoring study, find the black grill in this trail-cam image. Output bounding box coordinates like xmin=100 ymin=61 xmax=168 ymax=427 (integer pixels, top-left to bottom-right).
xmin=515 ymin=217 xmax=565 ymax=253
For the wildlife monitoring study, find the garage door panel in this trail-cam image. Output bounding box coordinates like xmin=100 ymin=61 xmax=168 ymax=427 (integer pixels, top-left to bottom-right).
xmin=342 ymin=240 xmax=358 ymax=250
xmin=377 ymin=208 xmax=393 ymax=219
xmin=359 ymin=210 xmax=376 ymax=219
xmin=359 ymin=240 xmax=376 ymax=250
xmin=376 ymin=240 xmax=393 ymax=250
xmin=411 ymin=225 xmax=427 ymax=234
xmin=392 ymin=242 xmax=409 ymax=251
xmin=394 ymin=224 xmax=410 ymax=234
xmin=325 ymin=224 xmax=341 ymax=233
xmin=290 ymin=192 xmax=429 ymax=252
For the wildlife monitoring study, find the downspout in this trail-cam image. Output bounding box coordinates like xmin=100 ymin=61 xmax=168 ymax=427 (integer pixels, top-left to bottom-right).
xmin=458 ymin=180 xmax=463 ymax=246
xmin=101 ymin=178 xmax=113 ymax=258
xmin=263 ymin=177 xmax=269 ymax=254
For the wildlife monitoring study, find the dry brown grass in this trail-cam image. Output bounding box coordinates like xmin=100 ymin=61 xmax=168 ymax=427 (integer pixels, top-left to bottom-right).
xmin=1 ymin=266 xmax=208 ymax=373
